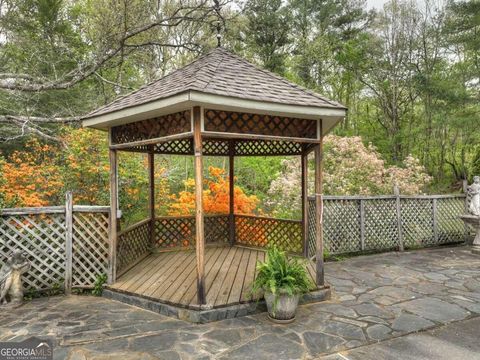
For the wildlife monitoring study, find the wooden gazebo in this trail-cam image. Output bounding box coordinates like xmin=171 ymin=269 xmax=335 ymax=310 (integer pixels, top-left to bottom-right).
xmin=82 ymin=48 xmax=346 ymax=320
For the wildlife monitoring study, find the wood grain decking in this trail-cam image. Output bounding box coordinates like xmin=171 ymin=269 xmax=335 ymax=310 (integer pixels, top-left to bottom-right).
xmin=109 ymin=246 xmax=317 ymax=309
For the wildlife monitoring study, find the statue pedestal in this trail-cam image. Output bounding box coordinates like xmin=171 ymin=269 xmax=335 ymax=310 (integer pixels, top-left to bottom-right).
xmin=460 ymin=215 xmax=480 ymax=254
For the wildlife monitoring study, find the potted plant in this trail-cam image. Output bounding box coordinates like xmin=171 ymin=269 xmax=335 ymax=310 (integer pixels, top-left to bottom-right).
xmin=252 ymin=246 xmax=313 ymax=323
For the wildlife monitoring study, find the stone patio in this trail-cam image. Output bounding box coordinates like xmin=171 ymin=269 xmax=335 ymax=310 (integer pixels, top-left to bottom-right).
xmin=1 ymin=245 xmax=479 ymax=359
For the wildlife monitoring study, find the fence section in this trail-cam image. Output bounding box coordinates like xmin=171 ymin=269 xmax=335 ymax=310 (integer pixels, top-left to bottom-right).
xmin=72 ymin=209 xmax=109 ymax=287
xmin=308 ymin=194 xmax=467 ymax=257
xmin=0 ymin=200 xmax=109 ymax=292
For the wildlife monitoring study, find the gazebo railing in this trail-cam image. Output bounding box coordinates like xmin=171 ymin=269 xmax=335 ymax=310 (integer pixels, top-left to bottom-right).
xmin=235 ymin=215 xmax=303 ymax=254
xmin=154 ymin=214 xmax=229 ymax=249
xmin=116 ymin=219 xmax=151 ymax=275
xmin=115 ymin=213 xmax=304 ymax=275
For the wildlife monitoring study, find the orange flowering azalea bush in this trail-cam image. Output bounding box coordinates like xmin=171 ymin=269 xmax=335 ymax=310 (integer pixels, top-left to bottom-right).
xmin=168 ymin=166 xmax=259 ymax=216
xmin=0 ymin=139 xmax=63 ymax=207
xmin=0 ymin=129 xmax=169 ymax=227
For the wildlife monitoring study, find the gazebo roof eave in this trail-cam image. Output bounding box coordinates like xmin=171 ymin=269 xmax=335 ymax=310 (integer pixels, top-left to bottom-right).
xmin=81 ymin=90 xmax=346 ymax=135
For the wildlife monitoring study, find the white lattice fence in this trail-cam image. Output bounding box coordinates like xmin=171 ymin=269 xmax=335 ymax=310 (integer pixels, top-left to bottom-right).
xmin=323 ymin=199 xmax=361 ymax=254
xmin=308 ymin=194 xmax=467 ymax=257
xmin=0 ymin=201 xmax=110 ymax=292
xmin=72 ymin=210 xmax=109 ymax=288
xmin=0 ymin=209 xmax=66 ymax=291
xmin=364 ymin=198 xmax=398 ymax=251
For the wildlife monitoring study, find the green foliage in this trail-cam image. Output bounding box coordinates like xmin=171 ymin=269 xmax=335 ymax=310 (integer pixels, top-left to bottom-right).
xmin=252 ymin=246 xmax=313 ymax=299
xmin=1 ymin=0 xmax=479 ymax=202
xmin=0 ymin=157 xmax=6 ymax=209
xmin=244 ymin=0 xmax=292 ymax=74
xmin=92 ymin=273 xmax=108 ymax=296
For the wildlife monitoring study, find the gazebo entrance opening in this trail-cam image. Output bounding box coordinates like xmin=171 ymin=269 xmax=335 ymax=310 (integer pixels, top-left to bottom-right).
xmin=107 ymin=107 xmax=326 ymax=309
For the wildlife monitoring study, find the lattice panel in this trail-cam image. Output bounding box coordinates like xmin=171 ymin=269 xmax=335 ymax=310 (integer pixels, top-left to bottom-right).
xmin=0 ymin=214 xmax=66 ymax=291
xmin=204 ymin=109 xmax=318 ymax=139
xmin=72 ymin=212 xmax=109 ymax=287
xmin=154 ymin=216 xmax=195 ymax=248
xmin=205 ymin=215 xmax=229 ymax=243
xmin=436 ymin=197 xmax=467 ymax=244
xmin=118 ymin=135 xmax=308 ymax=157
xmin=364 ymin=199 xmax=399 ymax=250
xmin=116 ymin=220 xmax=151 ymax=273
xmin=154 ymin=215 xmax=229 ymax=249
xmin=235 ymin=215 xmax=302 ymax=254
xmin=111 ymin=110 xmax=191 ymax=144
xmin=203 ymin=139 xmax=230 ymax=156
xmin=307 ymin=200 xmax=317 ymax=258
xmin=323 ymin=199 xmax=362 ymax=254
xmin=235 ymin=139 xmax=303 ymax=156
xmin=153 ymin=138 xmax=193 ymax=155
xmin=401 ymin=198 xmax=435 ymax=247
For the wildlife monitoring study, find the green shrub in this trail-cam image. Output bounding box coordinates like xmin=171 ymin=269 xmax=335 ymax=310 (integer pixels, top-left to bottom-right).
xmin=92 ymin=274 xmax=108 ymax=296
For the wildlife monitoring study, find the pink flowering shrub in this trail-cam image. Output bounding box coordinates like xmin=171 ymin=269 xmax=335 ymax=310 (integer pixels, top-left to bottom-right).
xmin=266 ymin=135 xmax=432 ymax=217
xmin=324 ymin=136 xmax=432 ymax=195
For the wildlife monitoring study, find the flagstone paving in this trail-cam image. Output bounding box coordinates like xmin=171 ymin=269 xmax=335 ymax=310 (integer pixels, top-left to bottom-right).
xmin=1 ymin=245 xmax=479 ymax=359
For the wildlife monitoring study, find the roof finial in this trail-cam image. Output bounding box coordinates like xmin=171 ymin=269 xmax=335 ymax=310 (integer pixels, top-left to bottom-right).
xmin=213 ymin=0 xmax=222 ymax=47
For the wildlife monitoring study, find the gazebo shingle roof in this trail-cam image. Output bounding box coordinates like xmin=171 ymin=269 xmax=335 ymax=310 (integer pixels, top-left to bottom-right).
xmin=84 ymin=47 xmax=345 ymax=119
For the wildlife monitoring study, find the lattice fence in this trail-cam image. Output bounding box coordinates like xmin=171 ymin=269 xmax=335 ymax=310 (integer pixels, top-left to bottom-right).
xmin=307 ymin=195 xmax=467 ymax=257
xmin=0 ymin=203 xmax=110 ymax=292
xmin=235 ymin=215 xmax=303 ymax=254
xmin=72 ymin=211 xmax=109 ymax=287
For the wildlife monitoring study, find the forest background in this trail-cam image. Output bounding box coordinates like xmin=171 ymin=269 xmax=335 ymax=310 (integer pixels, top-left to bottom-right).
xmin=0 ymin=0 xmax=478 ymax=225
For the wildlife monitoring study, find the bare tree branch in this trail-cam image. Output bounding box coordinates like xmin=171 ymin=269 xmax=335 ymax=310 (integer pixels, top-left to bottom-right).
xmin=0 ymin=1 xmax=219 ymax=92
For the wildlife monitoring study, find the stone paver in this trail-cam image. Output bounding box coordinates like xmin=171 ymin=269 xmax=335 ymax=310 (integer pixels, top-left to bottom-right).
xmin=1 ymin=246 xmax=480 ymax=359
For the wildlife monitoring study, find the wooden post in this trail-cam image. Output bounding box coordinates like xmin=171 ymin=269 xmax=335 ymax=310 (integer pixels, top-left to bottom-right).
xmin=148 ymin=148 xmax=155 ymax=247
xmin=394 ymin=185 xmax=404 ymax=252
xmin=108 ymin=147 xmax=118 ymax=284
xmin=360 ymin=199 xmax=366 ymax=251
xmin=193 ymin=106 xmax=206 ymax=305
xmin=301 ymin=153 xmax=309 ymax=257
xmin=314 ymin=122 xmax=324 ymax=287
xmin=229 ymin=140 xmax=235 ymax=246
xmin=64 ymin=191 xmax=73 ymax=295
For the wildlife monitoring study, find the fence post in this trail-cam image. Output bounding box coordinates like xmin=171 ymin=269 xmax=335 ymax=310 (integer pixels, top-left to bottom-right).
xmin=359 ymin=199 xmax=365 ymax=251
xmin=394 ymin=185 xmax=404 ymax=251
xmin=432 ymin=198 xmax=439 ymax=243
xmin=64 ymin=191 xmax=73 ymax=295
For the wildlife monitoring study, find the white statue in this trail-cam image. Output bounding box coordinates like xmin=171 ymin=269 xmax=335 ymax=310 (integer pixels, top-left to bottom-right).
xmin=467 ymin=176 xmax=480 ymax=216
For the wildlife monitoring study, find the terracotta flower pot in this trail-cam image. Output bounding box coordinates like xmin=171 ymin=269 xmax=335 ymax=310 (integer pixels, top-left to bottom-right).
xmin=264 ymin=290 xmax=300 ymax=323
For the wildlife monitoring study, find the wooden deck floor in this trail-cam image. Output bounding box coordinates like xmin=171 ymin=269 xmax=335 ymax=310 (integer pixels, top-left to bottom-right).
xmin=109 ymin=246 xmax=317 ymax=309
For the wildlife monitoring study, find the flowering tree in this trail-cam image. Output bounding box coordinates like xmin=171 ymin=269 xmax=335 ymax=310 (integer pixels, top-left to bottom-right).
xmin=168 ymin=166 xmax=259 ymax=216
xmin=266 ymin=135 xmax=432 ymax=217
